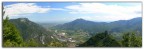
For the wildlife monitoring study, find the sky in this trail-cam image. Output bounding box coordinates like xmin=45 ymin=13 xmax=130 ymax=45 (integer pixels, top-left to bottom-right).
xmin=3 ymin=2 xmax=142 ymax=23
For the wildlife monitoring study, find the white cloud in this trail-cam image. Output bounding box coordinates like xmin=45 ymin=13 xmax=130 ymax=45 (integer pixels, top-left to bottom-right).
xmin=51 ymin=8 xmax=65 ymax=10
xmin=65 ymin=3 xmax=141 ymax=22
xmin=4 ymin=3 xmax=51 ymax=18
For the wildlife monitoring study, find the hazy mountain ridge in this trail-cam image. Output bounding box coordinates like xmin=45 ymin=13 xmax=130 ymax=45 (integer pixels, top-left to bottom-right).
xmin=55 ymin=17 xmax=142 ymax=35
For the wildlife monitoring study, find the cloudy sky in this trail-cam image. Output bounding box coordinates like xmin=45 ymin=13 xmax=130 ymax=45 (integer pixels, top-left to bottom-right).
xmin=3 ymin=2 xmax=142 ymax=23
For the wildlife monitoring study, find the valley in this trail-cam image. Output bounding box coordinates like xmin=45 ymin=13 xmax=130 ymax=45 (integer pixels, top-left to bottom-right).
xmin=3 ymin=17 xmax=142 ymax=47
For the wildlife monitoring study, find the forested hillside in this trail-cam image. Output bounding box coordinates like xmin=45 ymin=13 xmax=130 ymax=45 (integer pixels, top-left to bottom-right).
xmin=78 ymin=31 xmax=142 ymax=47
xmin=9 ymin=18 xmax=53 ymax=44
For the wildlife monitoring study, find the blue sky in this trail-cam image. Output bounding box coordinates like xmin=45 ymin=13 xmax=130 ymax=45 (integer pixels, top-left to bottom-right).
xmin=3 ymin=2 xmax=142 ymax=23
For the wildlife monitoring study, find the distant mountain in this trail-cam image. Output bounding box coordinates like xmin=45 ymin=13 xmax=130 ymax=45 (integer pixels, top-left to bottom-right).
xmin=55 ymin=17 xmax=142 ymax=35
xmin=109 ymin=17 xmax=142 ymax=33
xmin=9 ymin=18 xmax=54 ymax=45
xmin=55 ymin=18 xmax=108 ymax=35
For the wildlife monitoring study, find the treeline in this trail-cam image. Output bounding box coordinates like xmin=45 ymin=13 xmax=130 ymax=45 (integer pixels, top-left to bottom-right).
xmin=78 ymin=31 xmax=142 ymax=47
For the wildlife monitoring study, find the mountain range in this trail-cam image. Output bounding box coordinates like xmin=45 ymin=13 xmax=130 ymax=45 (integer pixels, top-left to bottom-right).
xmin=8 ymin=17 xmax=142 ymax=47
xmin=55 ymin=17 xmax=142 ymax=36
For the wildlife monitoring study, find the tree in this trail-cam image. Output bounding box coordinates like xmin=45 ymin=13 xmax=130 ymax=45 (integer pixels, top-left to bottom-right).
xmin=131 ymin=32 xmax=142 ymax=47
xmin=26 ymin=38 xmax=38 ymax=47
xmin=122 ymin=33 xmax=131 ymax=47
xmin=3 ymin=16 xmax=24 ymax=47
xmin=122 ymin=32 xmax=142 ymax=47
xmin=2 ymin=3 xmax=24 ymax=47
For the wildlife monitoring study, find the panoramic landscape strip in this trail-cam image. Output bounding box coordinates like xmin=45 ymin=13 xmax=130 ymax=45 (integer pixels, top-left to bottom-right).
xmin=2 ymin=2 xmax=142 ymax=47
